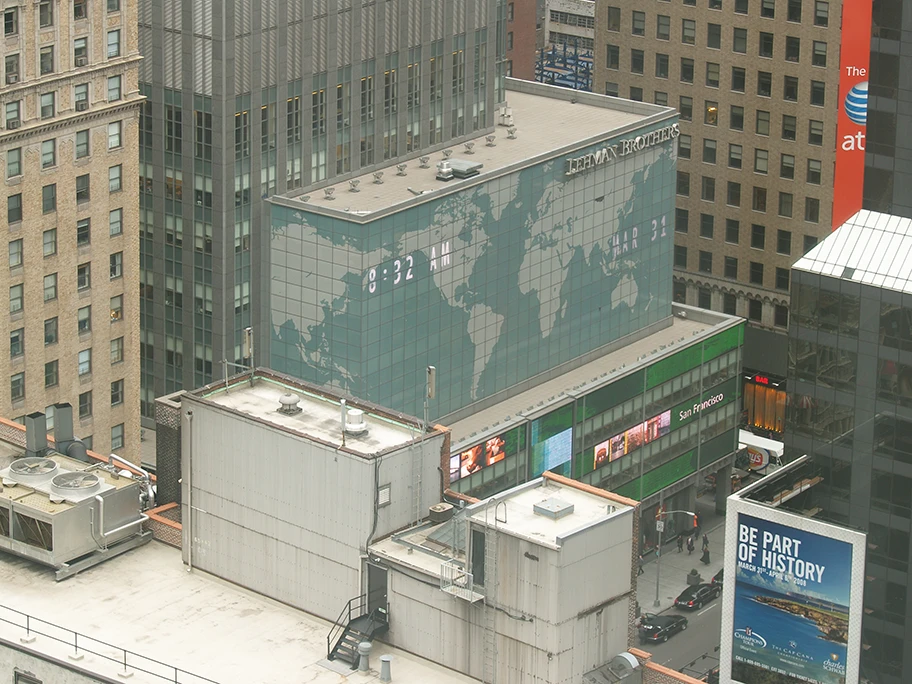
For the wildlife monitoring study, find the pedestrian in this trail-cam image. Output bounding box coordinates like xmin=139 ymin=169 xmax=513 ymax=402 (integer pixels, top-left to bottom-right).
xmin=701 ymin=548 xmax=711 ymax=565
xmin=687 ymin=536 xmax=695 ymax=555
xmin=638 ymin=554 xmax=645 ymax=576
xmin=702 ymin=533 xmax=709 ymax=552
xmin=677 ymin=535 xmax=684 ymax=553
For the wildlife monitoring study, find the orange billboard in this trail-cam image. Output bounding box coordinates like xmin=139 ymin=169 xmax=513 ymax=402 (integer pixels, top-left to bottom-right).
xmin=832 ymin=0 xmax=873 ymax=229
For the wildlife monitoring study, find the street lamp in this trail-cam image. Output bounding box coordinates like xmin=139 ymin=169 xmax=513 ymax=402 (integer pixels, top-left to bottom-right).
xmin=654 ymin=509 xmax=696 ymax=608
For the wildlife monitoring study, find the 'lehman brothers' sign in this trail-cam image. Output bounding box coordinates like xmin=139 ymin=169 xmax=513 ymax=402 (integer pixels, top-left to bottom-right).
xmin=565 ymin=123 xmax=680 ymax=176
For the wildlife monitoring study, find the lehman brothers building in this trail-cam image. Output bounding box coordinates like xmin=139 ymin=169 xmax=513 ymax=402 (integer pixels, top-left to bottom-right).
xmin=267 ymin=79 xmax=746 ymax=543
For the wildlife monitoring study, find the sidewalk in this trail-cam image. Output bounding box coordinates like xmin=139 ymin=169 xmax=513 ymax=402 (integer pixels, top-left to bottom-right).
xmin=636 ymin=498 xmax=727 ymax=615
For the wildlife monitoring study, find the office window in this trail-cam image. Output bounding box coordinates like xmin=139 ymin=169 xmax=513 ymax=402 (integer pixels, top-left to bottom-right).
xmin=77 ymin=219 xmax=91 ymax=247
xmin=111 ymin=424 xmax=125 ymax=450
xmin=782 ymin=115 xmax=797 ymax=141
xmin=111 ymin=379 xmax=125 ymax=408
xmin=41 ymin=140 xmax=56 ymax=168
xmin=733 ymin=28 xmax=747 ymax=53
xmin=776 ymin=267 xmax=790 ymax=291
xmin=759 ymin=32 xmax=773 ymax=57
xmin=735 ymin=0 xmax=749 ymax=12
xmin=753 ymin=187 xmax=768 ymax=212
xmin=40 ymin=46 xmax=54 ymax=75
xmin=674 ymin=281 xmax=686 ymax=305
xmin=42 ymin=184 xmax=57 ymax=214
xmin=703 ymin=139 xmax=717 ymax=164
xmin=677 ymin=171 xmax=690 ymax=196
xmin=805 ymin=197 xmax=820 ymax=223
xmin=10 ymin=328 xmax=23 ymax=358
xmin=631 ymin=49 xmax=644 ymax=74
xmin=761 ymin=0 xmax=776 ymax=16
xmin=810 ymin=81 xmax=825 ymax=106
xmin=655 ymin=91 xmax=667 ymax=106
xmin=778 ymin=192 xmax=793 ymax=217
xmin=698 ymin=288 xmax=712 ymax=310
xmin=680 ymin=58 xmax=694 ymax=83
xmin=108 ymin=121 xmax=122 ymax=149
xmin=4 ymin=7 xmax=18 ymax=35
xmin=606 ymin=6 xmax=620 ymax=30
xmin=808 ymin=120 xmax=823 ymax=145
xmin=729 ymin=143 xmax=743 ymax=168
xmin=78 ymin=349 xmax=92 ymax=376
xmin=656 ymin=53 xmax=669 ymax=78
xmin=723 ymin=293 xmax=737 ymax=315
xmin=74 ymin=83 xmax=89 ymax=110
xmin=111 ymin=337 xmax=124 ymax=364
xmin=74 ymin=0 xmax=88 ymax=20
xmin=724 ymin=257 xmax=738 ymax=280
xmin=606 ymin=45 xmax=619 ymax=70
xmin=700 ymin=213 xmax=715 ymax=238
xmin=710 ymin=0 xmax=722 ymax=9
xmin=774 ymin=305 xmax=788 ymax=328
xmin=812 ymin=41 xmax=827 ymax=67
xmin=748 ymin=299 xmax=762 ymax=321
xmin=678 ymin=134 xmax=691 ymax=159
xmin=726 ymin=219 xmax=740 ymax=244
xmin=777 ymin=230 xmax=792 ymax=255
xmin=43 ymin=229 xmax=57 ymax=256
xmin=749 ymin=262 xmax=764 ymax=285
xmin=45 ymin=317 xmax=58 ymax=346
xmin=11 ymin=373 xmax=25 ymax=402
xmin=43 ymin=273 xmax=57 ymax=301
xmin=629 ymin=87 xmax=643 ymax=102
xmin=751 ymin=224 xmax=766 ymax=250
xmin=675 ymin=208 xmax=689 ymax=233
xmin=506 ymin=32 xmax=513 ymax=50
xmin=78 ymin=305 xmax=91 ymax=332
xmin=754 ymin=149 xmax=769 ymax=174
xmin=77 ymin=263 xmax=91 ymax=290
xmin=780 ymin=154 xmax=795 ymax=179
xmin=107 ymin=29 xmax=121 ymax=58
xmin=109 ymin=208 xmax=123 ymax=236
xmin=9 ymin=284 xmax=22 ymax=313
xmin=707 ymin=24 xmax=721 ymax=49
xmin=814 ymin=1 xmax=828 ymax=26
xmin=39 ymin=0 xmax=54 ymax=26
xmin=76 ymin=174 xmax=90 ymax=203
xmin=785 ymin=37 xmax=801 ymax=62
xmin=632 ymin=11 xmax=646 ymax=35
xmin=699 ymin=251 xmax=713 ymax=274
xmin=701 ymin=176 xmax=715 ymax=202
xmin=756 ymin=110 xmax=770 ymax=135
xmin=757 ymin=71 xmax=772 ymax=97
xmin=706 ymin=62 xmax=720 ymax=88
xmin=5 ymin=100 xmax=21 ymax=128
xmin=731 ymin=67 xmax=745 ymax=92
xmin=110 ymin=295 xmax=123 ymax=322
xmin=79 ymin=391 xmax=92 ymax=418
xmin=674 ymin=245 xmax=688 ymax=268
xmin=682 ymin=19 xmax=696 ymax=44
xmin=107 ymin=75 xmax=122 ymax=102
xmin=727 ymin=181 xmax=741 ymax=206
xmin=8 ymin=194 xmax=22 ymax=223
xmin=40 ymin=92 xmax=55 ymax=119
xmin=784 ymin=76 xmax=799 ymax=101
xmin=110 ymin=252 xmax=123 ymax=279
xmin=44 ymin=360 xmax=58 ymax=389
xmin=657 ymin=15 xmax=670 ymax=39
xmin=109 ymin=165 xmax=122 ymax=192
xmin=704 ymin=101 xmax=718 ymax=125
xmin=8 ymin=239 xmax=22 ymax=268
xmin=6 ymin=148 xmax=21 ymax=177
xmin=76 ymin=129 xmax=90 ymax=158
xmin=807 ymin=159 xmax=822 ymax=184
xmin=788 ymin=0 xmax=803 ymax=21
xmin=680 ymin=96 xmax=693 ymax=121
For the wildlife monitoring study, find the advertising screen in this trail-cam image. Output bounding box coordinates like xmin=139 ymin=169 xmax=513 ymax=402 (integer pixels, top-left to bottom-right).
xmin=530 ymin=428 xmax=573 ymax=477
xmin=450 ymin=425 xmax=524 ymax=482
xmin=731 ymin=513 xmax=854 ymax=684
xmin=593 ymin=409 xmax=671 ymax=468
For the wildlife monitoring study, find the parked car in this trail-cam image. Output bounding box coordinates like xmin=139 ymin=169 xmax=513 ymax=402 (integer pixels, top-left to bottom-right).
xmin=638 ymin=614 xmax=688 ymax=643
xmin=712 ymin=568 xmax=724 ymax=586
xmin=674 ymin=582 xmax=722 ymax=610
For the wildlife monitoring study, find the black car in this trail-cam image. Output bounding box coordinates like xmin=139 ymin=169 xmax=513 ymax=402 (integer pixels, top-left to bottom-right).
xmin=674 ymin=582 xmax=722 ymax=610
xmin=712 ymin=568 xmax=724 ymax=586
xmin=638 ymin=614 xmax=688 ymax=643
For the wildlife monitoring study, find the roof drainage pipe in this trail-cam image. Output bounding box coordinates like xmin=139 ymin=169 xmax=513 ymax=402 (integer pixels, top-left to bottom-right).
xmin=94 ymin=495 xmax=148 ymax=551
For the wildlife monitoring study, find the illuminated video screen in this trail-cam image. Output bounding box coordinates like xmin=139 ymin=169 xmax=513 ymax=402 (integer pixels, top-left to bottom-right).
xmin=593 ymin=409 xmax=671 ymax=468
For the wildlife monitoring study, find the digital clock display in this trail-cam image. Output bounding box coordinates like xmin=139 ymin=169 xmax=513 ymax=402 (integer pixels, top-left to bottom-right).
xmin=367 ymin=241 xmax=452 ymax=294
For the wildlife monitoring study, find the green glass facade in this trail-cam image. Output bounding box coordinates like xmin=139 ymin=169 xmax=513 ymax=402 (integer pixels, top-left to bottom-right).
xmin=450 ymin=322 xmax=744 ymax=500
xmin=270 ymin=120 xmax=677 ymax=418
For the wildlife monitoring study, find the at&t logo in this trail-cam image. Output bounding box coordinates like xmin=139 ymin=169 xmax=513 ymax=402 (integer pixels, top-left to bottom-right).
xmin=842 ymin=73 xmax=868 ymax=151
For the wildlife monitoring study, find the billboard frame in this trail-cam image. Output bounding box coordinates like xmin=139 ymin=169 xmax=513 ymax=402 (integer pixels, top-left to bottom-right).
xmin=720 ymin=495 xmax=866 ymax=684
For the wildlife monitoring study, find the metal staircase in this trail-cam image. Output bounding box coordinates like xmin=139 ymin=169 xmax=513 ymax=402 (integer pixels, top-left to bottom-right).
xmin=482 ymin=501 xmax=507 ymax=684
xmin=326 ymin=595 xmax=389 ymax=668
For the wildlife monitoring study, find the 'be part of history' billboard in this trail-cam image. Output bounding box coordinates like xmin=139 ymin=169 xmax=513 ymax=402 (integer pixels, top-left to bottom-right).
xmin=722 ymin=497 xmax=866 ymax=684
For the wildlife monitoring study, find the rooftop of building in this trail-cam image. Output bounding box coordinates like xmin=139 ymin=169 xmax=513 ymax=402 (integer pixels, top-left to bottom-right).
xmin=271 ymin=78 xmax=676 ymax=222
xmin=793 ymin=209 xmax=912 ymax=294
xmin=0 ymin=542 xmax=478 ymax=684
xmin=445 ymin=304 xmax=741 ymax=448
xmin=184 ymin=368 xmax=442 ymax=458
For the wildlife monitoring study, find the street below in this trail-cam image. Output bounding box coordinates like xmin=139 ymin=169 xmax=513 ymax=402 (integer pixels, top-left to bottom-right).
xmin=641 ymin=600 xmax=722 ymax=678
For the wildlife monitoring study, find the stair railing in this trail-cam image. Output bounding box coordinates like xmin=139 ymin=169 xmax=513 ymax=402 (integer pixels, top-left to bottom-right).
xmin=327 ymin=594 xmax=366 ymax=659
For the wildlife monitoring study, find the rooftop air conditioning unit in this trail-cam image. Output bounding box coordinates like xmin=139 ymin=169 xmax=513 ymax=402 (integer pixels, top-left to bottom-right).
xmin=436 ymin=161 xmax=454 ymax=181
xmin=76 ymin=100 xmax=88 ymax=111
xmin=5 ymin=73 xmax=18 ymax=85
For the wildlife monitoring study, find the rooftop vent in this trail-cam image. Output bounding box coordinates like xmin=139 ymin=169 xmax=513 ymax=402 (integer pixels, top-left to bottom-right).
xmin=373 ymin=171 xmax=384 ymax=184
xmin=449 ymin=159 xmax=483 ymax=179
xmin=323 ymin=187 xmax=336 ymax=200
xmin=277 ymin=393 xmax=302 ymax=415
xmin=464 ymin=141 xmax=475 ymax=154
xmin=301 ymin=195 xmax=311 ymax=202
xmin=349 ymin=179 xmax=361 ymax=193
xmin=397 ymin=163 xmax=408 ymax=176
xmin=9 ymin=457 xmax=59 ymax=485
xmin=436 ymin=161 xmax=454 ymax=182
xmin=419 ymin=156 xmax=431 ymax=168
xmin=507 ymin=126 xmax=518 ymax=139
xmin=344 ymin=408 xmax=368 ymax=436
xmin=485 ymin=135 xmax=496 ymax=147
xmin=51 ymin=472 xmax=100 ymax=497
xmin=533 ymin=497 xmax=575 ymax=520
xmin=429 ymin=502 xmax=455 ymax=523
xmin=442 ymin=149 xmax=453 ymax=159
